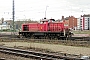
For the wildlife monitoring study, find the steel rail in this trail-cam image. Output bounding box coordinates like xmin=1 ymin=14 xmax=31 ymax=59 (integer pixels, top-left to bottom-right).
xmin=0 ymin=46 xmax=84 ymax=60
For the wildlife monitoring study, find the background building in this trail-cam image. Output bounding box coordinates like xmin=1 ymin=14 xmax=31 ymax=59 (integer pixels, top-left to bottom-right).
xmin=0 ymin=22 xmax=10 ymax=31
xmin=77 ymin=14 xmax=90 ymax=30
xmin=61 ymin=16 xmax=77 ymax=30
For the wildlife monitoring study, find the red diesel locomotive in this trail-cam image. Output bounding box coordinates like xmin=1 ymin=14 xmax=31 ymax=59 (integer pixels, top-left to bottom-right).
xmin=19 ymin=19 xmax=72 ymax=39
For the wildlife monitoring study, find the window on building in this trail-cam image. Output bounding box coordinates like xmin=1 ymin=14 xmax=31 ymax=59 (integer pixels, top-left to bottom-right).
xmin=80 ymin=19 xmax=82 ymax=20
xmin=88 ymin=18 xmax=89 ymax=20
xmin=88 ymin=18 xmax=89 ymax=30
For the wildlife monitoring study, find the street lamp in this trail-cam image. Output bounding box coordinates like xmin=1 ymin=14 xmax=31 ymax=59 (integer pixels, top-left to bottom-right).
xmin=45 ymin=6 xmax=49 ymax=18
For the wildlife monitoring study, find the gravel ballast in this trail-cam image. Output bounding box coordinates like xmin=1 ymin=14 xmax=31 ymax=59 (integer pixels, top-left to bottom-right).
xmin=0 ymin=42 xmax=90 ymax=56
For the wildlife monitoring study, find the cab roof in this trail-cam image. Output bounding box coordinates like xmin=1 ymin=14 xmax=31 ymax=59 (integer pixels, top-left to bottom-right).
xmin=40 ymin=19 xmax=55 ymax=22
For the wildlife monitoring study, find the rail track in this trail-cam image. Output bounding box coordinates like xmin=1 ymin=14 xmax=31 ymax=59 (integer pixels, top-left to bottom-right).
xmin=0 ymin=36 xmax=90 ymax=48
xmin=0 ymin=35 xmax=90 ymax=41
xmin=0 ymin=46 xmax=84 ymax=60
xmin=0 ymin=33 xmax=90 ymax=40
xmin=0 ymin=58 xmax=5 ymax=60
xmin=0 ymin=32 xmax=90 ymax=41
xmin=0 ymin=34 xmax=90 ymax=59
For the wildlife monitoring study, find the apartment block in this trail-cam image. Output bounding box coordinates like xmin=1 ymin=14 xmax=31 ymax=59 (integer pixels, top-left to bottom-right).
xmin=77 ymin=14 xmax=90 ymax=30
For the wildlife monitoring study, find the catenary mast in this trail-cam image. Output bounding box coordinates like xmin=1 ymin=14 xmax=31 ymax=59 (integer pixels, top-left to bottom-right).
xmin=12 ymin=0 xmax=15 ymax=33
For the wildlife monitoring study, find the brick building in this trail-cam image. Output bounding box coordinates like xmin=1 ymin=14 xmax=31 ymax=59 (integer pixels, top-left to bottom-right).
xmin=69 ymin=16 xmax=77 ymax=29
xmin=61 ymin=16 xmax=77 ymax=29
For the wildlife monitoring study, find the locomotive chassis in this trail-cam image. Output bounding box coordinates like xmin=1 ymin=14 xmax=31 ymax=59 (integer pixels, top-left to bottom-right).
xmin=19 ymin=31 xmax=72 ymax=39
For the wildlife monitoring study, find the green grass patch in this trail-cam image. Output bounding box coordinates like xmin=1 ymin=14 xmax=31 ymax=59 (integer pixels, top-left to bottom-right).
xmin=72 ymin=30 xmax=90 ymax=34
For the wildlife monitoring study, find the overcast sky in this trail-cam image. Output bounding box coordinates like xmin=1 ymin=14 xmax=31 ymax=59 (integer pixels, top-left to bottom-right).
xmin=0 ymin=0 xmax=90 ymax=21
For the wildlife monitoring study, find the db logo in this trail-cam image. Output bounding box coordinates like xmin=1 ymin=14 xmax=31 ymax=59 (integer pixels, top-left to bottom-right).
xmin=41 ymin=27 xmax=42 ymax=29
